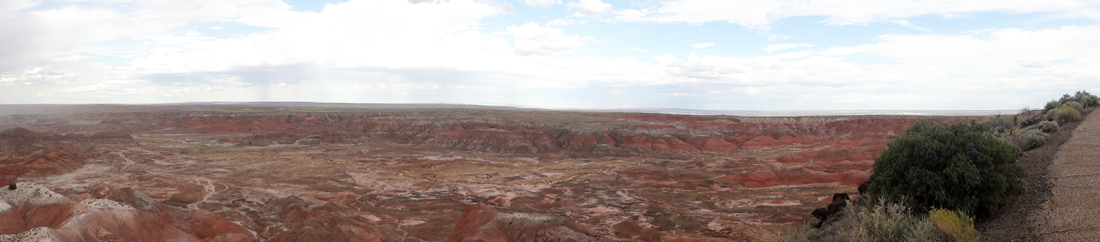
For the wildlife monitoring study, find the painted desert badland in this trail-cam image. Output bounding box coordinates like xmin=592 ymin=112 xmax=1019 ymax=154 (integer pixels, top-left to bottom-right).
xmin=0 ymin=104 xmax=980 ymax=241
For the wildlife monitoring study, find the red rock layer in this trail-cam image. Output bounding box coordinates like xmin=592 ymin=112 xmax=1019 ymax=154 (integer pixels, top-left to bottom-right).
xmin=718 ymin=163 xmax=871 ymax=188
xmin=43 ymin=113 xmax=975 ymax=158
xmin=0 ymin=203 xmax=25 ymax=235
xmin=0 ymin=128 xmax=138 ymax=179
xmin=1 ymin=185 xmax=253 ymax=241
xmin=270 ymin=202 xmax=392 ymax=242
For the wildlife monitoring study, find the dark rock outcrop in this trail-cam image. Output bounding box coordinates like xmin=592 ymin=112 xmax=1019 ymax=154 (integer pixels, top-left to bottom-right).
xmin=812 ymin=193 xmax=850 ymax=228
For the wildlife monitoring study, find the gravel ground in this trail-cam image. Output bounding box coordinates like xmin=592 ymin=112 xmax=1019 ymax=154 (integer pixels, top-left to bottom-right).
xmin=976 ymin=107 xmax=1097 ymax=241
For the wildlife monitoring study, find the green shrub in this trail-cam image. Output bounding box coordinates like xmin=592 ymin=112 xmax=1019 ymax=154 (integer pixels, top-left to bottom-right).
xmin=929 ymin=209 xmax=979 ymax=242
xmin=1066 ymin=101 xmax=1084 ymax=112
xmin=867 ymin=122 xmax=1024 ymax=216
xmin=1038 ymin=121 xmax=1058 ymax=133
xmin=1043 ymin=100 xmax=1061 ymax=112
xmin=1047 ymin=105 xmax=1082 ymax=124
xmin=7 ymin=183 xmax=14 ymax=190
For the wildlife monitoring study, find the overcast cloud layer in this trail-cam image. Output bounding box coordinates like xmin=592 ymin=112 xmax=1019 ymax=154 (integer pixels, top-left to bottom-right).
xmin=1 ymin=0 xmax=1098 ymax=110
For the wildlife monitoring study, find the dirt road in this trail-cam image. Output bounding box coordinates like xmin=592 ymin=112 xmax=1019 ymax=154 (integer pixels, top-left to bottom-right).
xmin=1035 ymin=109 xmax=1100 ymax=241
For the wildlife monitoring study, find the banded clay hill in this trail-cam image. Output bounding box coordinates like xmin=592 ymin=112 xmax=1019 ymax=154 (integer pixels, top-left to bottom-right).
xmin=0 ymin=104 xmax=980 ymax=241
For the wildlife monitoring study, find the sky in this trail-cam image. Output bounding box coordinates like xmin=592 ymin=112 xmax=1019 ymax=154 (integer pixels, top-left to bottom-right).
xmin=1 ymin=0 xmax=1099 ymax=110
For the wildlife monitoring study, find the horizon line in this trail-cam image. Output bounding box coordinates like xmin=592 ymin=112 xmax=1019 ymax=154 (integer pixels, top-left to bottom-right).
xmin=0 ymin=102 xmax=1021 ymax=117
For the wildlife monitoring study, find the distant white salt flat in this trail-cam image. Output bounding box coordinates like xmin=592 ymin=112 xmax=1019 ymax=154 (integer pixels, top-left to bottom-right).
xmin=586 ymin=109 xmax=1017 ymax=117
xmin=0 ymin=103 xmax=1018 ymax=117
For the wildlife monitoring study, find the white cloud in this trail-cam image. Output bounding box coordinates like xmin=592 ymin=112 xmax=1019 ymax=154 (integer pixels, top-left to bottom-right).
xmin=509 ymin=23 xmax=586 ymax=56
xmin=823 ymin=25 xmax=1100 ymax=75
xmin=0 ymin=0 xmax=38 ymax=13
xmin=614 ymin=0 xmax=1100 ymax=29
xmin=1020 ymin=61 xmax=1045 ymax=68
xmin=762 ymin=43 xmax=813 ymax=53
xmin=693 ymin=42 xmax=714 ymax=49
xmin=0 ymin=0 xmax=300 ymax=73
xmin=121 ymin=0 xmax=516 ymax=74
xmin=891 ymin=20 xmax=933 ymax=32
xmin=2 ymin=0 xmax=1099 ymax=111
xmin=524 ymin=0 xmax=561 ymax=8
xmin=546 ymin=18 xmax=585 ymax=26
xmin=655 ymin=54 xmax=676 ymax=65
xmin=569 ymin=0 xmax=612 ymax=16
xmin=208 ymin=26 xmax=223 ymax=30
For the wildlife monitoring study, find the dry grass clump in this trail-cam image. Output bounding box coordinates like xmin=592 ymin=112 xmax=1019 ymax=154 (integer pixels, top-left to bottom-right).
xmin=929 ymin=209 xmax=979 ymax=242
xmin=779 ymin=202 xmax=983 ymax=242
xmin=779 ymin=201 xmax=947 ymax=242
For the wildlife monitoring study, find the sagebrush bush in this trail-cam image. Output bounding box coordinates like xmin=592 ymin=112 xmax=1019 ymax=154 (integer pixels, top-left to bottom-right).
xmin=929 ymin=209 xmax=979 ymax=242
xmin=867 ymin=122 xmax=1024 ymax=216
xmin=1038 ymin=121 xmax=1058 ymax=132
xmin=1047 ymin=105 xmax=1082 ymax=124
xmin=1084 ymin=96 xmax=1100 ymax=107
xmin=1059 ymin=94 xmax=1078 ymax=104
xmin=1017 ymin=129 xmax=1049 ymax=151
xmin=1066 ymin=101 xmax=1085 ymax=112
xmin=1043 ymin=100 xmax=1061 ymax=112
xmin=1077 ymin=90 xmax=1099 ymax=107
xmin=980 ymin=116 xmax=1014 ymax=133
xmin=1019 ymin=115 xmax=1043 ymax=127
